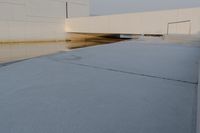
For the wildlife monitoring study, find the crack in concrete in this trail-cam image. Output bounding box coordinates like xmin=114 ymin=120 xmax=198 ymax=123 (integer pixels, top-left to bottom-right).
xmin=69 ymin=62 xmax=198 ymax=85
xmin=0 ymin=59 xmax=28 ymax=68
xmin=0 ymin=54 xmax=198 ymax=85
xmin=0 ymin=52 xmax=66 ymax=68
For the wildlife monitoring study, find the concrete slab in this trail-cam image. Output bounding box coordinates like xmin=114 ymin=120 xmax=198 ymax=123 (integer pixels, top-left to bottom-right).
xmin=0 ymin=40 xmax=199 ymax=133
xmin=49 ymin=40 xmax=200 ymax=83
xmin=197 ymin=63 xmax=200 ymax=133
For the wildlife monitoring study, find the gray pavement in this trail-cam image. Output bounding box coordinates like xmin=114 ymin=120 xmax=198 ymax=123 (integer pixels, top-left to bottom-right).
xmin=0 ymin=40 xmax=199 ymax=133
xmin=197 ymin=64 xmax=200 ymax=133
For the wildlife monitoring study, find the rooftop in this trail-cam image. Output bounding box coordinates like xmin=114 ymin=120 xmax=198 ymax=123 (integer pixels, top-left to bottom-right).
xmin=0 ymin=39 xmax=199 ymax=133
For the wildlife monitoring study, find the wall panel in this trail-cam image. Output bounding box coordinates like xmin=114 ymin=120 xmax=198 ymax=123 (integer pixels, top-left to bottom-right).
xmin=0 ymin=0 xmax=90 ymax=42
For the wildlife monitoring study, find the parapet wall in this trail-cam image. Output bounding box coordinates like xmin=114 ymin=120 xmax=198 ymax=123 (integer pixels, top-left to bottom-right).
xmin=65 ymin=7 xmax=200 ymax=35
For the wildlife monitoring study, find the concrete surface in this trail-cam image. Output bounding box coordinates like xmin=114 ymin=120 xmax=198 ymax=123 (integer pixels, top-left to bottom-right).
xmin=0 ymin=40 xmax=199 ymax=133
xmin=54 ymin=40 xmax=200 ymax=83
xmin=197 ymin=64 xmax=200 ymax=133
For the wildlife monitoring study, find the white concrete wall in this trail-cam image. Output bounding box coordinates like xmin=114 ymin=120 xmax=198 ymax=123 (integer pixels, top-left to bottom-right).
xmin=0 ymin=0 xmax=89 ymax=42
xmin=65 ymin=7 xmax=200 ymax=35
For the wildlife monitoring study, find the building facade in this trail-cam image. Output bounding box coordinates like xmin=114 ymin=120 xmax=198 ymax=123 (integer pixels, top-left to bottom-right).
xmin=1 ymin=1 xmax=199 ymax=42
xmin=0 ymin=0 xmax=90 ymax=42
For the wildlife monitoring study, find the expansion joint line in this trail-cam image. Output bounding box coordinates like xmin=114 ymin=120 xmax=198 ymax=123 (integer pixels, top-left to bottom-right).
xmin=69 ymin=62 xmax=198 ymax=85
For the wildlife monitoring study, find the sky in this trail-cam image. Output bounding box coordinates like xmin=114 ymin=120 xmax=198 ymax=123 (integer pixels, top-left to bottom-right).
xmin=91 ymin=0 xmax=200 ymax=15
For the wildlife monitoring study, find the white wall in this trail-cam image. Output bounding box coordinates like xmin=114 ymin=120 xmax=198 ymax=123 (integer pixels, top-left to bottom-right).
xmin=65 ymin=7 xmax=200 ymax=35
xmin=0 ymin=0 xmax=89 ymax=42
xmin=68 ymin=0 xmax=90 ymax=18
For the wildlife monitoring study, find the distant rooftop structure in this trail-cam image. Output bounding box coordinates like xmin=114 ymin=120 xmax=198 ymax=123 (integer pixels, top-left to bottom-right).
xmin=66 ymin=7 xmax=200 ymax=36
xmin=0 ymin=1 xmax=199 ymax=42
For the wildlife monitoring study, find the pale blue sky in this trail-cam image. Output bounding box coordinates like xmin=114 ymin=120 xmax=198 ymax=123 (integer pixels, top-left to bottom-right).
xmin=91 ymin=0 xmax=200 ymax=15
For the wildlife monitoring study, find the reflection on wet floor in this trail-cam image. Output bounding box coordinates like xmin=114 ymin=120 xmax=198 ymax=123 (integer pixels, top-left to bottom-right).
xmin=0 ymin=42 xmax=68 ymax=64
xmin=68 ymin=37 xmax=125 ymax=49
xmin=0 ymin=37 xmax=125 ymax=64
